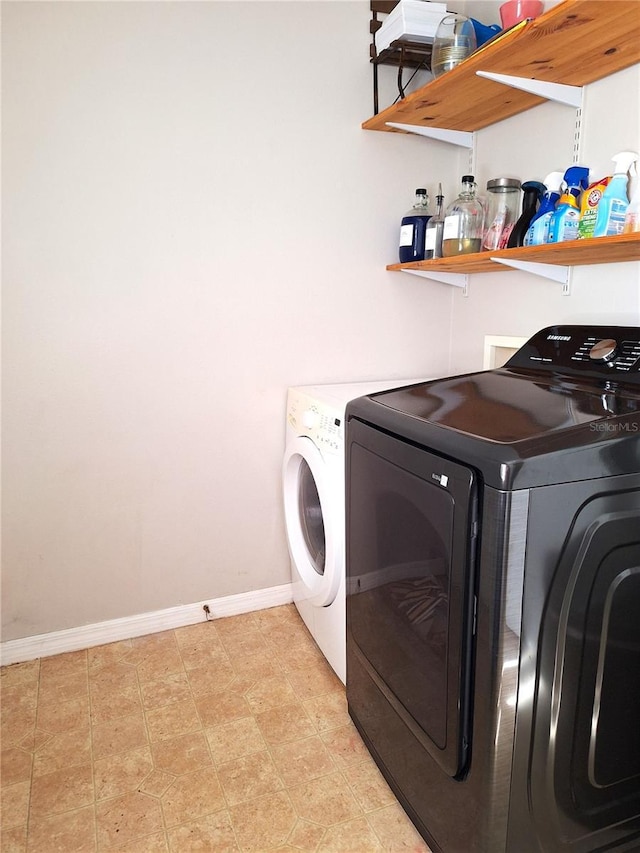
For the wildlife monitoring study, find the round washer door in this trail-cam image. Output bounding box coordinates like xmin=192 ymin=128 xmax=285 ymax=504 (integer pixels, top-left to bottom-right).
xmin=283 ymin=435 xmax=342 ymax=607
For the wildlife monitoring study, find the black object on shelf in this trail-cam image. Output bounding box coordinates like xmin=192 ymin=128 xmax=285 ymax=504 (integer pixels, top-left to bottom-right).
xmin=508 ymin=181 xmax=546 ymax=248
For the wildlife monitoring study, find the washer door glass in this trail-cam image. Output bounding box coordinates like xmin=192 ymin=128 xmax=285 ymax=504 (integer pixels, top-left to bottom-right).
xmin=298 ymin=458 xmax=325 ymax=576
xmin=283 ymin=435 xmax=342 ymax=607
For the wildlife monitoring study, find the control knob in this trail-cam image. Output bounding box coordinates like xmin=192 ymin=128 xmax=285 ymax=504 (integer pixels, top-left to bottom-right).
xmin=302 ymin=409 xmax=318 ymax=429
xmin=589 ymin=338 xmax=618 ymax=364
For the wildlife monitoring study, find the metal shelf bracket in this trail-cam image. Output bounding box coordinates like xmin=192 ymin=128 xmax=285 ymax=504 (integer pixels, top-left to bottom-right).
xmin=386 ymin=122 xmax=474 ymax=148
xmin=401 ymin=268 xmax=469 ymax=296
xmin=490 ymin=257 xmax=571 ymax=294
xmin=475 ymin=71 xmax=583 ymax=109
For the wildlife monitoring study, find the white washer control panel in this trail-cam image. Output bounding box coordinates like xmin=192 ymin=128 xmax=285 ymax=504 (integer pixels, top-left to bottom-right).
xmin=287 ymin=390 xmax=344 ymax=455
xmin=286 ymin=379 xmax=430 ymax=457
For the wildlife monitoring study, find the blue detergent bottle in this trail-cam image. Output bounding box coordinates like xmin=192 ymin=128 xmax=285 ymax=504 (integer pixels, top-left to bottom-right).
xmin=399 ymin=188 xmax=431 ymax=263
xmin=523 ymin=171 xmax=564 ymax=246
xmin=593 ymin=151 xmax=639 ymax=237
xmin=547 ymin=166 xmax=589 ymax=243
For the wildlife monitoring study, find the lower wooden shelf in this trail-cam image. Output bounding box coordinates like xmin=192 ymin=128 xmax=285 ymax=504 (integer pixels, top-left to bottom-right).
xmin=387 ymin=233 xmax=640 ymax=275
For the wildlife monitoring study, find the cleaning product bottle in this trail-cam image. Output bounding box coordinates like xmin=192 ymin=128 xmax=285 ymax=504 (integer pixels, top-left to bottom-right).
xmin=443 ymin=175 xmax=485 ymax=257
xmin=523 ymin=171 xmax=564 ymax=246
xmin=547 ymin=166 xmax=590 ymax=243
xmin=424 ymin=184 xmax=445 ymax=259
xmin=578 ymin=176 xmax=611 ymax=239
xmin=623 ymin=171 xmax=640 ymax=233
xmin=507 ymin=181 xmax=545 ymax=248
xmin=399 ymin=188 xmax=431 ymax=263
xmin=593 ymin=151 xmax=639 ymax=237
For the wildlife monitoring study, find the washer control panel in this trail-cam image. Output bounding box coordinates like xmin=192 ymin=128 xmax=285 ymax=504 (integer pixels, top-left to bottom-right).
xmin=286 ymin=390 xmax=343 ymax=454
xmin=506 ymin=325 xmax=640 ymax=382
xmin=573 ymin=336 xmax=640 ymax=371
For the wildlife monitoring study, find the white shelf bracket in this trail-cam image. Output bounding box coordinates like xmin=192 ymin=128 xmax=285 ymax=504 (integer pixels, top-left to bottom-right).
xmin=475 ymin=71 xmax=583 ymax=109
xmin=401 ymin=268 xmax=469 ymax=296
xmin=490 ymin=257 xmax=571 ymax=294
xmin=386 ymin=122 xmax=474 ymax=149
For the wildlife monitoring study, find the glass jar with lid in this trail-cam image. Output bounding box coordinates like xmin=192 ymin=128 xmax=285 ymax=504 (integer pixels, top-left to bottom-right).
xmin=442 ymin=175 xmax=485 ymax=257
xmin=483 ymin=177 xmax=521 ymax=250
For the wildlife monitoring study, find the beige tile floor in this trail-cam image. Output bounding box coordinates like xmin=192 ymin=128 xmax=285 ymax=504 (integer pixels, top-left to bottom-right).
xmin=1 ymin=604 xmax=432 ymax=852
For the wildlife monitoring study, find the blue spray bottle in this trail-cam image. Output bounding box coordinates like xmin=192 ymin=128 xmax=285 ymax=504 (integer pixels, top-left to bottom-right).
xmin=523 ymin=171 xmax=564 ymax=246
xmin=547 ymin=166 xmax=590 ymax=243
xmin=592 ymin=151 xmax=639 ymax=237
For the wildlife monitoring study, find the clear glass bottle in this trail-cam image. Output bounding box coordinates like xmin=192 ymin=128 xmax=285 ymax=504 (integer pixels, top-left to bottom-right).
xmin=482 ymin=177 xmax=521 ymax=250
xmin=442 ymin=175 xmax=485 ymax=257
xmin=424 ymin=184 xmax=445 ymax=259
xmin=399 ymin=188 xmax=431 ymax=263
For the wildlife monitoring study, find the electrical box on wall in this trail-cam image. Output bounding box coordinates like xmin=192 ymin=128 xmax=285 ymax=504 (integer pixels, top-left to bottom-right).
xmin=483 ymin=335 xmax=528 ymax=368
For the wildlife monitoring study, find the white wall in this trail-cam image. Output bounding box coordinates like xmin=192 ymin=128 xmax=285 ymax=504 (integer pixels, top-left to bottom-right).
xmin=2 ymin=1 xmax=456 ymax=642
xmin=3 ymin=0 xmax=639 ymax=644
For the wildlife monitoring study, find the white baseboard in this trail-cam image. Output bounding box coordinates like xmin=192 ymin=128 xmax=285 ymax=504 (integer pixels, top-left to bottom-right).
xmin=0 ymin=583 xmax=293 ymax=667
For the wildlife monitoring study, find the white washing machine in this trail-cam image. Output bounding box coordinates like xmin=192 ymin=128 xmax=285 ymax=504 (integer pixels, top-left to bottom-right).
xmin=283 ymin=379 xmax=424 ymax=683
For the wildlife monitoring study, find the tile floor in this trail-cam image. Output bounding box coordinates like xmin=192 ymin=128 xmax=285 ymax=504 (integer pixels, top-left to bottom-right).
xmin=1 ymin=604 xmax=432 ymax=852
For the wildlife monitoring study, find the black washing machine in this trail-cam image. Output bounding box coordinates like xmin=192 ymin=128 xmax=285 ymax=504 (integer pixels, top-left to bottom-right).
xmin=345 ymin=325 xmax=640 ymax=853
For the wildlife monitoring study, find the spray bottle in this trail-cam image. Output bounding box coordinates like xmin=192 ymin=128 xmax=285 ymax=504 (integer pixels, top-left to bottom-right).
xmin=523 ymin=171 xmax=564 ymax=246
xmin=547 ymin=166 xmax=590 ymax=243
xmin=623 ymin=166 xmax=640 ymax=233
xmin=593 ymin=151 xmax=639 ymax=237
xmin=508 ymin=181 xmax=545 ymax=248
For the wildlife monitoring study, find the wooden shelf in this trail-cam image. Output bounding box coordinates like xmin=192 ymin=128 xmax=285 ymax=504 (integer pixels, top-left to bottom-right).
xmin=371 ymin=0 xmax=640 ymax=289
xmin=387 ymin=234 xmax=640 ymax=274
xmin=364 ymin=0 xmax=640 ymax=133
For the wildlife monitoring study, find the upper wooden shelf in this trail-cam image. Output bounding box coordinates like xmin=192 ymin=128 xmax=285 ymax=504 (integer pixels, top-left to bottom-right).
xmin=363 ymin=0 xmax=640 ymax=133
xmin=386 ymin=233 xmax=640 ymax=274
